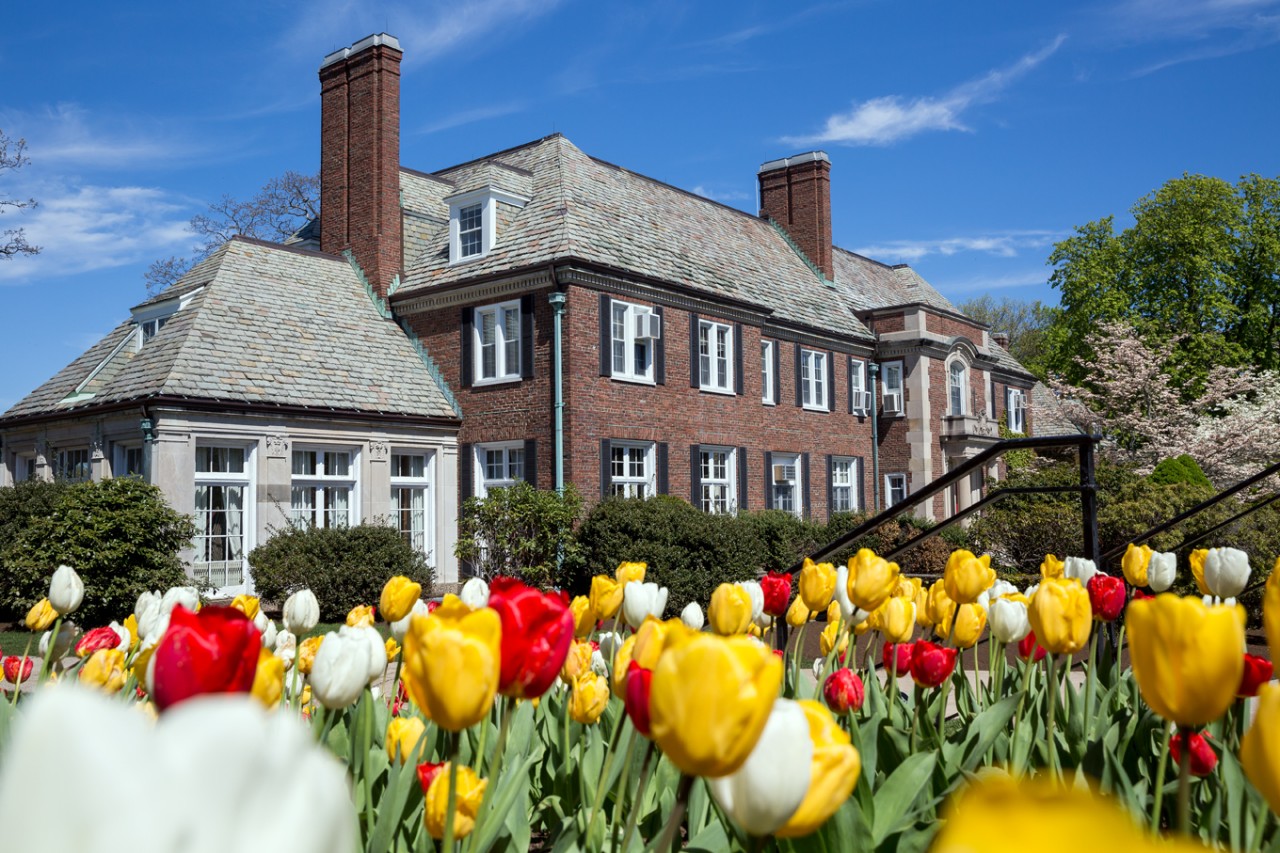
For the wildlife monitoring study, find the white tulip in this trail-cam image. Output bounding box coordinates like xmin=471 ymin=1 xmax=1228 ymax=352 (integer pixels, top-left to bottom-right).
xmin=48 ymin=565 xmax=84 ymax=616
xmin=1064 ymin=557 xmax=1098 ymax=586
xmin=709 ymin=698 xmax=813 ymax=836
xmin=391 ymin=599 xmax=430 ymax=640
xmin=274 ymin=630 xmax=297 ymax=670
xmin=978 ymin=580 xmax=1018 ymax=610
xmin=597 ymin=631 xmax=622 ymax=660
xmin=988 ymin=597 xmax=1031 ymax=644
xmin=283 ymin=589 xmax=320 ymax=635
xmin=39 ymin=623 xmax=80 ymax=660
xmin=1204 ymin=547 xmax=1251 ymax=599
xmin=108 ymin=620 xmax=131 ymax=650
xmin=680 ymin=602 xmax=705 ymax=631
xmin=753 ymin=612 xmax=773 ymax=632
xmin=812 ymin=657 xmax=826 ymax=680
xmin=257 ymin=615 xmax=278 ymax=650
xmin=622 ymin=581 xmax=669 ymax=629
xmin=160 ymin=586 xmax=200 ymax=616
xmin=833 ymin=565 xmax=856 ymax=621
xmin=459 ymin=577 xmax=490 ymax=610
xmin=590 ymin=649 xmax=608 ymax=677
xmin=738 ymin=581 xmax=765 ymax=622
xmin=135 ymin=592 xmax=166 ymax=641
xmin=1148 ymin=551 xmax=1177 ymax=593
xmin=340 ymin=624 xmax=388 ymax=684
xmin=0 ymin=685 xmax=357 ymax=853
xmin=310 ymin=630 xmax=372 ymax=709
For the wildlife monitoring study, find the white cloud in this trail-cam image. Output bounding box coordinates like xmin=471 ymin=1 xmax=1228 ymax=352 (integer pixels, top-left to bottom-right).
xmin=690 ymin=184 xmax=750 ymax=203
xmin=853 ymin=230 xmax=1064 ymax=264
xmin=783 ymin=35 xmax=1066 ymax=146
xmin=936 ymin=270 xmax=1053 ymax=294
xmin=1 ymin=104 xmax=203 ymax=171
xmin=417 ymin=101 xmax=528 ymax=135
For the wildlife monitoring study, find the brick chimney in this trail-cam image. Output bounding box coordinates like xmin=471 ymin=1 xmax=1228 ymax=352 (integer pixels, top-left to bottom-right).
xmin=319 ymin=33 xmax=403 ymax=299
xmin=758 ymin=151 xmax=833 ymax=280
xmin=992 ymin=332 xmax=1011 ymax=349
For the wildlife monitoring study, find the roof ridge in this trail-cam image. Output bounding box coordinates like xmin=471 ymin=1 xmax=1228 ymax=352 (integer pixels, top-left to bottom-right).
xmin=421 ymin=133 xmax=565 ymax=177
xmin=832 ymin=244 xmax=899 ymax=271
xmin=584 ymin=151 xmax=766 ymax=224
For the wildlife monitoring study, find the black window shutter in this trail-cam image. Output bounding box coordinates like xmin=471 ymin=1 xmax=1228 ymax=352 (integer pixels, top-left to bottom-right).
xmin=826 ymin=454 xmax=835 ymax=520
xmin=599 ymin=294 xmax=612 ymax=377
xmin=460 ymin=307 xmax=474 ymax=388
xmin=523 ymin=439 xmax=538 ymax=487
xmin=737 ymin=446 xmax=748 ymax=511
xmin=733 ymin=323 xmax=744 ymax=395
xmin=654 ymin=306 xmax=666 ymax=385
xmin=656 ymin=443 xmax=669 ymax=495
xmin=794 ymin=343 xmax=803 ymax=407
xmin=847 ymin=357 xmax=855 ymax=414
xmin=459 ymin=443 xmax=473 ymax=503
xmin=520 ymin=295 xmax=535 ymax=379
xmin=689 ymin=312 xmax=700 ymax=388
xmin=690 ymin=445 xmax=702 ymax=507
xmin=772 ymin=342 xmax=781 ymax=405
xmin=599 ymin=439 xmax=612 ymax=501
xmin=826 ymin=352 xmax=836 ymax=412
xmin=764 ymin=451 xmax=774 ymax=510
xmin=801 ymin=453 xmax=812 ymax=519
xmin=855 ymin=456 xmax=866 ymax=513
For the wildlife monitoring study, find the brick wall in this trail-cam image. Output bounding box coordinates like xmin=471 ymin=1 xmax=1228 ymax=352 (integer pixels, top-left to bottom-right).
xmin=928 ymin=313 xmax=985 ymax=341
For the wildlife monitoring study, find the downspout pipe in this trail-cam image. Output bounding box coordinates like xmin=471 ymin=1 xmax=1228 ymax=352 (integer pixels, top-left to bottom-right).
xmin=140 ymin=406 xmax=155 ymax=484
xmin=547 ymin=269 xmax=566 ymax=496
xmin=868 ymin=362 xmax=881 ymax=512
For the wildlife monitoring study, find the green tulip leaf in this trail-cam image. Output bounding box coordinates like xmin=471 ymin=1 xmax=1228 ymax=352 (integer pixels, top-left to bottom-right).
xmin=871 ymin=751 xmax=936 ymax=845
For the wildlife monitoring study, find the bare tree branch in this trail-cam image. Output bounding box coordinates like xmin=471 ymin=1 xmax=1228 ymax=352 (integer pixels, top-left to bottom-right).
xmin=1 ymin=129 xmax=39 ymax=259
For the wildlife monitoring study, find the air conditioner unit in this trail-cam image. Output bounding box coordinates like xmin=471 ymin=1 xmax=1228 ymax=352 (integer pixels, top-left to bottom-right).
xmin=854 ymin=391 xmax=872 ymax=413
xmin=634 ymin=312 xmax=661 ymax=340
xmin=883 ymin=391 xmax=902 ymax=414
xmin=772 ymin=464 xmax=796 ymax=484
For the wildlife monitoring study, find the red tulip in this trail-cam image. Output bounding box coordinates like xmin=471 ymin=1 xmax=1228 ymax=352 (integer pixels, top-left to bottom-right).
xmin=1087 ymin=574 xmax=1126 ymax=622
xmin=75 ymin=625 xmax=123 ymax=657
xmin=417 ymin=761 xmax=446 ymax=793
xmin=760 ymin=572 xmax=793 ymax=617
xmin=487 ymin=577 xmax=575 ymax=699
xmin=883 ymin=641 xmax=914 ymax=675
xmin=3 ymin=655 xmax=34 ymax=685
xmin=1170 ymin=731 xmax=1217 ymax=777
xmin=823 ymin=668 xmax=865 ymax=714
xmin=426 ymin=600 xmax=440 ymax=614
xmin=151 ymin=605 xmax=261 ymax=711
xmin=624 ymin=660 xmax=653 ymax=736
xmin=1017 ymin=630 xmax=1047 ymax=662
xmin=1132 ymin=588 xmax=1153 ymax=601
xmin=910 ymin=640 xmax=957 ymax=688
xmin=1239 ymin=653 xmax=1274 ymax=698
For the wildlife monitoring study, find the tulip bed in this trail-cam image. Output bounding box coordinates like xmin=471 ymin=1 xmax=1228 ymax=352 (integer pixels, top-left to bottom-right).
xmin=3 ymin=546 xmax=1280 ymax=852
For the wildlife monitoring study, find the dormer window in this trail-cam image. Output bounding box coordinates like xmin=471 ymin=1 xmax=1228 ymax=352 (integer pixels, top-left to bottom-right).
xmin=446 ymin=186 xmax=530 ymax=265
xmin=142 ymin=317 xmax=168 ymax=342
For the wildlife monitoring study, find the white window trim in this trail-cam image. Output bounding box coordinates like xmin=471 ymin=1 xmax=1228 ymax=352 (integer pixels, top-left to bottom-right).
xmin=608 ymin=440 xmax=656 ymax=499
xmin=770 ymin=451 xmax=803 ymax=518
xmin=112 ymin=443 xmax=145 ymax=479
xmin=885 ymin=473 xmax=908 ymax=508
xmin=761 ymin=340 xmax=776 ymax=405
xmin=474 ymin=441 xmax=526 ymax=499
xmin=800 ymin=349 xmax=828 ymax=411
xmin=947 ymin=358 xmax=968 ymax=417
xmin=1007 ymin=388 xmax=1027 ymax=433
xmin=850 ymin=359 xmax=868 ymax=414
xmin=391 ymin=451 xmax=436 ymax=567
xmin=881 ymin=360 xmax=905 ymax=415
xmin=831 ymin=456 xmax=860 ymax=513
xmin=446 ymin=186 xmax=531 ymax=265
xmin=472 ymin=300 xmax=522 ymax=385
xmin=194 ymin=442 xmax=256 ymax=596
xmin=699 ymin=446 xmax=737 ymax=515
xmin=610 ymin=298 xmax=656 ymax=385
xmin=290 ymin=446 xmax=359 ymax=530
xmin=699 ymin=320 xmax=734 ymax=394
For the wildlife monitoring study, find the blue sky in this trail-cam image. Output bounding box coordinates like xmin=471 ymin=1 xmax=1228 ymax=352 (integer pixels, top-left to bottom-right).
xmin=2 ymin=1 xmax=1278 ymax=410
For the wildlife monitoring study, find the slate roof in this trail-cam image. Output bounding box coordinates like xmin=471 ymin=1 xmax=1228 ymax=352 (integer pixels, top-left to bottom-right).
xmin=1031 ymin=381 xmax=1084 ymax=436
xmin=830 ymin=247 xmax=958 ymax=314
xmin=3 ymin=238 xmax=458 ymax=421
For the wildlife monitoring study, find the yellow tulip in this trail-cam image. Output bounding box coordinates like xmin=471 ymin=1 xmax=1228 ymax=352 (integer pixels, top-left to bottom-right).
xmin=346 ymin=604 xmax=376 ymax=628
xmin=786 ymin=597 xmax=812 ymax=627
xmin=299 ymin=685 xmax=312 ymax=707
xmin=569 ymin=672 xmax=610 ymax=724
xmin=633 ymin=617 xmax=691 ymax=670
xmin=1121 ymin=543 xmax=1153 ymax=588
xmin=775 ymin=700 xmax=861 ymax=838
xmin=251 ymin=648 xmax=284 ymax=708
xmin=845 ymin=549 xmax=900 ymax=612
xmin=926 ymin=580 xmax=956 ymax=633
xmin=122 ymin=614 xmax=139 ymax=651
xmin=570 ymin=595 xmax=596 ymax=638
xmin=1127 ymin=593 xmax=1244 ymax=727
xmin=78 ymin=649 xmax=127 ymax=694
xmin=1026 ymin=578 xmax=1091 ymax=656
xmin=24 ymin=598 xmax=56 ymax=632
xmin=819 ymin=620 xmax=847 ymax=657
xmin=590 ymin=575 xmax=624 ymax=621
xmin=1242 ymin=682 xmax=1280 ymax=815
xmin=943 ymin=550 xmax=996 ymax=605
xmin=894 ymin=575 xmax=921 ymax=601
xmin=615 ymin=561 xmax=647 ymax=586
xmin=385 ymin=637 xmax=401 ymax=661
xmin=612 ymin=634 xmax=637 ymax=698
xmin=423 ymin=764 xmax=486 ymax=840
xmin=914 ymin=583 xmax=934 ymax=629
xmin=1190 ymin=548 xmax=1210 ymax=595
xmin=649 ymin=634 xmax=783 ymax=778
xmin=1265 ymin=562 xmax=1280 ymax=662
xmin=1039 ymin=554 xmax=1064 ymax=580
xmin=709 ymin=583 xmax=753 ymax=636
xmin=386 ymin=716 xmax=426 ymax=763
xmin=131 ymin=643 xmax=156 ymax=689
xmin=298 ymin=635 xmax=324 ymax=675
xmin=561 ymin=639 xmax=593 ymax=682
xmin=798 ymin=558 xmax=837 ymax=612
xmin=950 ymin=603 xmax=987 ymax=649
xmin=379 ymin=576 xmax=422 ymax=623
xmin=401 ymin=597 xmax=502 ymax=732
xmin=230 ymin=594 xmax=260 ymax=621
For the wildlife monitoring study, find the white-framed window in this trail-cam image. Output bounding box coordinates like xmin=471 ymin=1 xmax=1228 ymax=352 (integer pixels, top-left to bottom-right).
xmin=761 ymin=340 xmax=776 ymax=405
xmin=881 ymin=360 xmax=904 ymax=414
xmin=194 ymin=444 xmax=253 ymax=591
xmin=54 ymin=448 xmax=91 ymax=482
xmin=141 ymin=317 xmax=168 ymax=342
xmin=17 ymin=454 xmax=39 ymax=482
xmin=770 ymin=452 xmax=802 ymax=517
xmin=475 ymin=442 xmax=525 ymax=498
xmin=1006 ymin=388 xmax=1027 ymax=433
xmin=473 ymin=301 xmax=521 ymax=383
xmin=611 ymin=299 xmax=656 ymax=383
xmin=800 ymin=349 xmax=828 ymax=410
xmin=391 ymin=452 xmax=434 ymax=564
xmin=699 ymin=320 xmax=733 ymax=393
xmin=699 ymin=447 xmax=737 ymax=514
xmin=291 ymin=448 xmax=357 ymax=529
xmin=885 ymin=473 xmax=908 ymax=508
xmin=850 ymin=359 xmax=868 ymax=414
xmin=447 ymin=186 xmax=530 ymax=264
xmin=113 ymin=444 xmax=145 ymax=478
xmin=458 ymin=203 xmax=483 ymax=258
xmin=609 ymin=441 xmax=655 ymax=498
xmin=831 ymin=457 xmax=860 ymax=513
xmin=948 ymin=360 xmax=968 ymax=416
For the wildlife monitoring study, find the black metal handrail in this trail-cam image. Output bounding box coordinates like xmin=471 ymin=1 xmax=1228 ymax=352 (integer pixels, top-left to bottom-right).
xmin=792 ymin=433 xmax=1102 ymax=574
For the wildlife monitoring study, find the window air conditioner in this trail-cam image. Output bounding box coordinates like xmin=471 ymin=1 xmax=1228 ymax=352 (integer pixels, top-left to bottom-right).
xmin=856 ymin=391 xmax=873 ymax=413
xmin=634 ymin=312 xmax=661 ymax=340
xmin=883 ymin=391 xmax=902 ymax=414
xmin=772 ymin=464 xmax=796 ymax=484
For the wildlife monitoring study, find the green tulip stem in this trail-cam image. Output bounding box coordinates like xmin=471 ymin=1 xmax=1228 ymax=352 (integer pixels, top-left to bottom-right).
xmin=790 ymin=621 xmax=809 ymax=698
xmin=1012 ymin=654 xmax=1034 ymax=775
xmin=1116 ymin=625 xmax=1127 ymax=674
xmin=1176 ymin=726 xmax=1192 ymax=837
xmin=10 ymin=638 xmax=33 ymax=707
xmin=1085 ymin=630 xmax=1099 ymax=738
xmin=910 ymin=684 xmax=922 ymax=753
xmin=935 ymin=612 xmax=960 ymax=738
xmin=1151 ymin=719 xmax=1174 ymax=833
xmin=888 ymin=653 xmax=898 ymax=722
xmin=654 ymin=773 xmax=695 ymax=852
xmin=589 ymin=721 xmax=634 ymax=839
xmin=617 ymin=739 xmax=657 ymax=853
xmin=465 ymin=696 xmax=514 ymax=853
xmin=606 ymin=728 xmax=640 ymax=841
xmin=442 ymin=734 xmax=461 ymax=852
xmin=38 ymin=616 xmax=63 ymax=683
xmin=1046 ymin=653 xmax=1060 ymax=780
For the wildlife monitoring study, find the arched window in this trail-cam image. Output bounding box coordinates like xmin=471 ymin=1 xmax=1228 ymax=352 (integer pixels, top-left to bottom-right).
xmin=948 ymin=360 xmax=967 ymax=416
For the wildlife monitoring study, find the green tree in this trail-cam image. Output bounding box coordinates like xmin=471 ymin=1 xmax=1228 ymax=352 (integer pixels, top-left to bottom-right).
xmin=956 ymin=294 xmax=1056 ymax=377
xmin=455 ymin=482 xmax=583 ymax=588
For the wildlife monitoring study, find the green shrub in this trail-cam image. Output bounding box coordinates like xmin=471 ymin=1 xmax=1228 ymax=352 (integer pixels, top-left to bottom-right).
xmin=819 ymin=512 xmax=966 ymax=576
xmin=250 ymin=524 xmax=434 ymax=621
xmin=1149 ymin=454 xmax=1212 ymax=488
xmin=0 ymin=478 xmax=195 ymax=626
xmin=454 ymin=482 xmax=582 ymax=588
xmin=736 ymin=510 xmax=824 ymax=573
